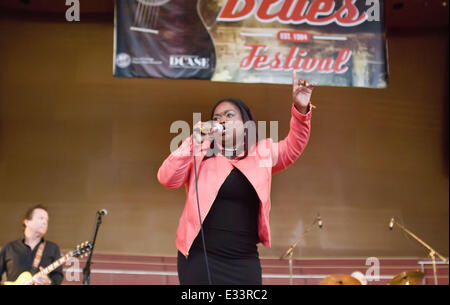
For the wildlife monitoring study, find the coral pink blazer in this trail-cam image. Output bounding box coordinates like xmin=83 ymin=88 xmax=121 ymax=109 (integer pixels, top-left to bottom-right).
xmin=157 ymin=103 xmax=312 ymax=257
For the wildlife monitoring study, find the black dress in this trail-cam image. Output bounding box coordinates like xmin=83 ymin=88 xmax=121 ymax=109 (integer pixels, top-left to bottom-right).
xmin=177 ymin=167 xmax=262 ymax=285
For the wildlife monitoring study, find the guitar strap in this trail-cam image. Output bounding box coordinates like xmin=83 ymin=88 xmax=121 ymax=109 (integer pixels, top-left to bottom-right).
xmin=31 ymin=241 xmax=46 ymax=271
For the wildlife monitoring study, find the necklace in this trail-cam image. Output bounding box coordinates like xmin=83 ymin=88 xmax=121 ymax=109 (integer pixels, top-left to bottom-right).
xmin=222 ymin=144 xmax=244 ymax=157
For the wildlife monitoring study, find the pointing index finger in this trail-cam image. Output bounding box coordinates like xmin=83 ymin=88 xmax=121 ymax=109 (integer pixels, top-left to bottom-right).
xmin=292 ymin=70 xmax=297 ymax=88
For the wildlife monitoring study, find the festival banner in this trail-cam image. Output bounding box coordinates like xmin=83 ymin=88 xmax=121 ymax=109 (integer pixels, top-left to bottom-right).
xmin=114 ymin=0 xmax=388 ymax=88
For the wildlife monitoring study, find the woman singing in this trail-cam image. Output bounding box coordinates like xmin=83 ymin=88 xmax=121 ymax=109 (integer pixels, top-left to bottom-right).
xmin=157 ymin=71 xmax=315 ymax=284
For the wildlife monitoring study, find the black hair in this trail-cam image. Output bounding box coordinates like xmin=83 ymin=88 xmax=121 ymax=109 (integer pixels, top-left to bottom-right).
xmin=206 ymin=98 xmax=258 ymax=160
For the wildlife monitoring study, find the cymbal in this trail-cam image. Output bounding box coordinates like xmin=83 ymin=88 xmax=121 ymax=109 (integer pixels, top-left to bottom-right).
xmin=320 ymin=274 xmax=362 ymax=285
xmin=389 ymin=270 xmax=425 ymax=285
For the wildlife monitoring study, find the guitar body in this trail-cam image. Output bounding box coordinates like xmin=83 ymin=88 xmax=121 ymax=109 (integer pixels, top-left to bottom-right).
xmin=3 ymin=271 xmax=33 ymax=285
xmin=115 ymin=0 xmax=216 ymax=79
xmin=1 ymin=241 xmax=91 ymax=286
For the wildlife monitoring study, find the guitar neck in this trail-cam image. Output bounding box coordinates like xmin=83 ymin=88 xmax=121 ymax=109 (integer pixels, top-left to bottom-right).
xmin=38 ymin=252 xmax=73 ymax=276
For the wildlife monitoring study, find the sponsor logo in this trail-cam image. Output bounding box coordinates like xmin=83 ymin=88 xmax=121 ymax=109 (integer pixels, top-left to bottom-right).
xmin=133 ymin=57 xmax=162 ymax=65
xmin=169 ymin=55 xmax=210 ymax=69
xmin=116 ymin=53 xmax=131 ymax=68
xmin=116 ymin=53 xmax=163 ymax=68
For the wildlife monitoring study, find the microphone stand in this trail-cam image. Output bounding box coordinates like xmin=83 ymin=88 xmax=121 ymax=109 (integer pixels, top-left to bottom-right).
xmin=82 ymin=211 xmax=105 ymax=285
xmin=391 ymin=218 xmax=448 ymax=285
xmin=280 ymin=215 xmax=322 ymax=285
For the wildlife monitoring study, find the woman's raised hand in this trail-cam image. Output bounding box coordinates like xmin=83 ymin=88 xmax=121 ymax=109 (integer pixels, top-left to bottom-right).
xmin=292 ymin=70 xmax=315 ymax=114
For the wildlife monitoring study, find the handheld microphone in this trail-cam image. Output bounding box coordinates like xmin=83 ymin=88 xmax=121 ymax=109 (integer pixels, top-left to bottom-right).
xmin=389 ymin=217 xmax=395 ymax=230
xmin=97 ymin=209 xmax=108 ymax=216
xmin=194 ymin=123 xmax=224 ymax=135
xmin=317 ymin=214 xmax=323 ymax=229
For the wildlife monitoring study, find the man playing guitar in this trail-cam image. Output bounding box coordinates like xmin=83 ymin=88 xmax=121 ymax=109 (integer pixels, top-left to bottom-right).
xmin=0 ymin=205 xmax=63 ymax=285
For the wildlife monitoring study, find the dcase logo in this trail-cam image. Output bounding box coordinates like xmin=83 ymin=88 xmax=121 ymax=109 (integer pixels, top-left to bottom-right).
xmin=169 ymin=55 xmax=210 ymax=69
xmin=116 ymin=53 xmax=131 ymax=68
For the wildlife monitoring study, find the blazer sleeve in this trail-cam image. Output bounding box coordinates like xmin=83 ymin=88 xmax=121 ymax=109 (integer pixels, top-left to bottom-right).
xmin=157 ymin=135 xmax=211 ymax=190
xmin=271 ymin=103 xmax=312 ymax=174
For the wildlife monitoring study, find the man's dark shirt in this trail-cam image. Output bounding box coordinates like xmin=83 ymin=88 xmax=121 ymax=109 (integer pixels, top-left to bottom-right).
xmin=0 ymin=238 xmax=63 ymax=284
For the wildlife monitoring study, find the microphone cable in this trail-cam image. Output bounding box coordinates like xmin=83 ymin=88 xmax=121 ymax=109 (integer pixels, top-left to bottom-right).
xmin=192 ymin=132 xmax=213 ymax=285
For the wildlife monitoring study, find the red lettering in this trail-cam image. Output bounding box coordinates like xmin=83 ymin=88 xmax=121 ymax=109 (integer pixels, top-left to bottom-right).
xmin=240 ymin=45 xmax=353 ymax=74
xmin=254 ymin=55 xmax=269 ymax=69
xmin=301 ymin=57 xmax=319 ymax=72
xmin=289 ymin=0 xmax=309 ymax=22
xmin=336 ymin=0 xmax=367 ymax=26
xmin=305 ymin=0 xmax=335 ymax=24
xmin=217 ymin=0 xmax=367 ymax=26
xmin=317 ymin=58 xmax=334 ymax=73
xmin=256 ymin=0 xmax=279 ymax=21
xmin=217 ymin=0 xmax=256 ymax=21
xmin=333 ymin=48 xmax=352 ymax=73
xmin=282 ymin=46 xmax=299 ymax=70
xmin=277 ymin=30 xmax=310 ymax=42
xmin=278 ymin=0 xmax=308 ymax=23
xmin=269 ymin=52 xmax=282 ymax=70
xmin=240 ymin=44 xmax=267 ymax=69
xmin=292 ymin=50 xmax=308 ymax=70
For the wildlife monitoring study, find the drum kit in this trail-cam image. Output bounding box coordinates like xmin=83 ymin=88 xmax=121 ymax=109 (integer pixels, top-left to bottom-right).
xmin=280 ymin=214 xmax=447 ymax=285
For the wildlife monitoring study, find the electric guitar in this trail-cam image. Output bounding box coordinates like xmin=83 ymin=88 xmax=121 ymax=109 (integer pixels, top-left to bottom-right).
xmin=2 ymin=241 xmax=92 ymax=285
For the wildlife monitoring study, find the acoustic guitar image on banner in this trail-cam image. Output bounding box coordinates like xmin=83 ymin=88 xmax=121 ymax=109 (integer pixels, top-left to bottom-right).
xmin=196 ymin=0 xmax=387 ymax=87
xmin=2 ymin=242 xmax=92 ymax=285
xmin=129 ymin=0 xmax=171 ymax=35
xmin=114 ymin=0 xmax=216 ymax=79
